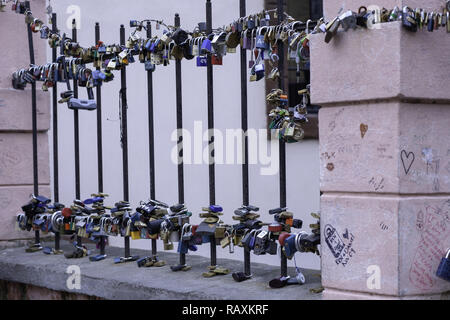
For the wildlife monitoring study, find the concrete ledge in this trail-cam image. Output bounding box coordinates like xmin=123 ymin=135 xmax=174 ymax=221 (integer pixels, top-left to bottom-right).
xmin=0 ymin=242 xmax=323 ymax=300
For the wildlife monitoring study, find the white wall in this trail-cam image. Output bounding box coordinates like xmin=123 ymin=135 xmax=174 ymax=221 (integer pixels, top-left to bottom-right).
xmin=47 ymin=0 xmax=320 ymax=270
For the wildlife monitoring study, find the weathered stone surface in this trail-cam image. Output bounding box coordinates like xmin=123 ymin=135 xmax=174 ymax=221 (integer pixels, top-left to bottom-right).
xmin=0 ymin=242 xmax=322 ymax=300
xmin=310 ymin=21 xmax=450 ymax=104
xmin=0 ymin=0 xmax=47 ymax=90
xmin=323 ymin=1 xmax=445 ymax=20
xmin=0 ymin=185 xmax=51 ymax=241
xmin=0 ymin=132 xmax=50 ymax=185
xmin=319 ymin=102 xmax=450 ymax=194
xmin=0 ymin=89 xmax=50 ymax=131
xmin=322 ymin=288 xmax=447 ymax=300
xmin=321 ymin=194 xmax=450 ymax=297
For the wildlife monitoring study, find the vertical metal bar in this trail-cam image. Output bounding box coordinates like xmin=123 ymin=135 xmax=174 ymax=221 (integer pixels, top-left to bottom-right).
xmin=120 ymin=25 xmax=129 ymax=202
xmin=95 ymin=22 xmax=105 ymax=256
xmin=51 ymin=13 xmax=59 ymax=203
xmin=25 ymin=1 xmax=38 ymax=197
xmin=72 ymin=19 xmax=82 ymax=249
xmin=240 ymin=0 xmax=249 ymax=207
xmin=72 ymin=20 xmax=80 ymax=200
xmin=206 ymin=0 xmax=215 ymax=206
xmin=277 ymin=0 xmax=288 ymax=278
xmin=206 ymin=0 xmax=216 ymax=267
xmin=175 ymin=14 xmax=184 ymax=206
xmin=174 ymin=14 xmax=186 ymax=267
xmin=95 ymin=23 xmax=103 ymax=194
xmin=240 ymin=0 xmax=251 ymax=276
xmin=146 ymin=22 xmax=155 ymax=201
xmin=120 ymin=25 xmax=130 ymax=258
xmin=25 ymin=1 xmax=39 ymax=246
xmin=146 ymin=21 xmax=158 ymax=260
xmin=52 ymin=13 xmax=60 ymax=251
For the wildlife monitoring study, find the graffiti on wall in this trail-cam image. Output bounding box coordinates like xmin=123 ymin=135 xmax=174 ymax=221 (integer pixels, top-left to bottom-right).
xmin=409 ymin=201 xmax=450 ymax=290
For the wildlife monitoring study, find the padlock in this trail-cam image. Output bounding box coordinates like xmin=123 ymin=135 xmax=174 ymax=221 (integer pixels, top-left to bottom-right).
xmin=253 ymin=230 xmax=268 ymax=255
xmin=339 ymin=10 xmax=357 ymax=31
xmin=130 ymin=230 xmax=141 ymax=240
xmin=211 ymin=54 xmax=222 ymax=65
xmin=215 ymin=226 xmax=226 ymax=239
xmin=200 ymin=38 xmax=212 ymax=54
xmin=255 ymin=27 xmax=269 ymax=50
xmin=427 ymin=12 xmax=434 ymax=32
xmin=402 ymin=6 xmax=418 ymax=32
xmin=164 ymin=240 xmax=174 ymax=250
xmin=144 ymin=61 xmax=155 ymax=72
xmin=356 ymin=7 xmax=374 ymax=28
xmin=267 ymin=239 xmax=278 ymax=255
xmin=181 ymin=224 xmax=192 ymax=241
xmin=325 ymin=17 xmax=340 ymax=43
xmin=436 ymin=249 xmax=450 ymax=282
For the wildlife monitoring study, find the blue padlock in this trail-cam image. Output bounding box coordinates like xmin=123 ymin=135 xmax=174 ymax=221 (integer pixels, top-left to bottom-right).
xmin=98 ymin=46 xmax=106 ymax=54
xmin=188 ymin=244 xmax=198 ymax=252
xmin=149 ymin=39 xmax=160 ymax=52
xmin=196 ymin=56 xmax=207 ymax=67
xmin=90 ymin=254 xmax=106 ymax=262
xmin=209 ymin=205 xmax=223 ymax=213
xmin=255 ymin=27 xmax=269 ymax=50
xmin=249 ymin=235 xmax=256 ymax=250
xmin=83 ymin=197 xmax=94 ymax=205
xmin=255 ymin=63 xmax=265 ymax=81
xmin=284 ymin=234 xmax=298 ymax=259
xmin=436 ymin=249 xmax=450 ymax=282
xmin=129 ymin=20 xmax=139 ymax=28
xmin=200 ymin=39 xmax=212 ymax=54
xmin=145 ymin=39 xmax=152 ymax=51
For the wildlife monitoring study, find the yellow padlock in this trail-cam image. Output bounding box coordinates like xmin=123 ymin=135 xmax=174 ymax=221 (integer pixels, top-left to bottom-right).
xmin=130 ymin=230 xmax=141 ymax=240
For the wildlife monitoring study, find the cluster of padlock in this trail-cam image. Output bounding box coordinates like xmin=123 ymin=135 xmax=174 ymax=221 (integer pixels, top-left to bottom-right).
xmin=322 ymin=2 xmax=450 ymax=43
xmin=9 ymin=2 xmax=318 ymax=87
xmin=16 ymin=193 xmax=323 ymax=283
xmin=267 ymin=88 xmax=308 ymax=142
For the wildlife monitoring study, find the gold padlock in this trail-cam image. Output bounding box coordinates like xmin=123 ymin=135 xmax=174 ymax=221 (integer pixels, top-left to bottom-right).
xmin=215 ymin=226 xmax=226 ymax=239
xmin=130 ymin=230 xmax=140 ymax=240
xmin=164 ymin=241 xmax=174 ymax=250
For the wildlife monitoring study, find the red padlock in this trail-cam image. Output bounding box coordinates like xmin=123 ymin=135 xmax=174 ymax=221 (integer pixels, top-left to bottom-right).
xmin=192 ymin=224 xmax=198 ymax=235
xmin=278 ymin=232 xmax=291 ymax=247
xmin=211 ymin=54 xmax=222 ymax=65
xmin=268 ymin=222 xmax=283 ymax=233
xmin=62 ymin=207 xmax=72 ymax=218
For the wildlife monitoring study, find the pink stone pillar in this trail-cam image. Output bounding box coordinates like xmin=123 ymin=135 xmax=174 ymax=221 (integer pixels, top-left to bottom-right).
xmin=312 ymin=0 xmax=450 ymax=299
xmin=0 ymin=0 xmax=50 ymax=243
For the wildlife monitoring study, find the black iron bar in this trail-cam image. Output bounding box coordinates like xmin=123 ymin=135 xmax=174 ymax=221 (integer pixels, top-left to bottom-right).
xmin=72 ymin=20 xmax=82 ymax=248
xmin=52 ymin=13 xmax=59 ymax=203
xmin=120 ymin=25 xmax=130 ymax=258
xmin=25 ymin=1 xmax=39 ymax=246
xmin=174 ymin=13 xmax=186 ymax=267
xmin=52 ymin=13 xmax=60 ymax=251
xmin=95 ymin=22 xmax=106 ymax=256
xmin=239 ymin=0 xmax=251 ymax=277
xmin=205 ymin=0 xmax=217 ymax=267
xmin=240 ymin=1 xmax=249 ymax=208
xmin=95 ymin=23 xmax=104 ymax=195
xmin=277 ymin=0 xmax=288 ymax=278
xmin=146 ymin=21 xmax=158 ymax=261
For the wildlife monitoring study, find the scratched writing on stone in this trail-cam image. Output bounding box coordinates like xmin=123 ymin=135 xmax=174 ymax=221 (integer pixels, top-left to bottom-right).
xmin=409 ymin=203 xmax=449 ymax=290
